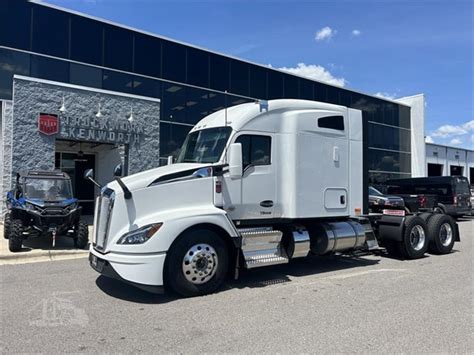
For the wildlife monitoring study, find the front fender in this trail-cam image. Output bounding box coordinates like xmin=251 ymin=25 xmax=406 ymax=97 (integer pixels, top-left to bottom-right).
xmin=106 ymin=207 xmax=239 ymax=254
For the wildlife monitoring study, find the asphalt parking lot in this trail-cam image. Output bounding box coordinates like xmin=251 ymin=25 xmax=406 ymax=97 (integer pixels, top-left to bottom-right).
xmin=0 ymin=218 xmax=473 ymax=353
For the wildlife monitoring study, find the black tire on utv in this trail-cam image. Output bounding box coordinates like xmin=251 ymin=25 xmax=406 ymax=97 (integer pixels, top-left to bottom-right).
xmin=8 ymin=219 xmax=23 ymax=252
xmin=74 ymin=222 xmax=89 ymax=249
xmin=3 ymin=213 xmax=11 ymax=239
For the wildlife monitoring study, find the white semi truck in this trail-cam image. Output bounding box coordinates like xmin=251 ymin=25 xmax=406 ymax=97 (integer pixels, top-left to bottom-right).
xmin=86 ymin=99 xmax=460 ymax=297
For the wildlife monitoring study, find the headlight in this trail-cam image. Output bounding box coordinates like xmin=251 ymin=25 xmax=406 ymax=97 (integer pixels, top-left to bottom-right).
xmin=25 ymin=202 xmax=38 ymax=211
xmin=65 ymin=202 xmax=78 ymax=211
xmin=117 ymin=223 xmax=163 ymax=245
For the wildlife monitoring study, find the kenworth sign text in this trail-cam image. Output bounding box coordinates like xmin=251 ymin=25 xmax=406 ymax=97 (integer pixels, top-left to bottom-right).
xmin=59 ymin=115 xmax=145 ymax=145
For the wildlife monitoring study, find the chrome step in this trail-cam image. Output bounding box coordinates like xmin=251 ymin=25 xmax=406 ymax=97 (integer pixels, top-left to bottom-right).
xmin=360 ymin=222 xmax=380 ymax=250
xmin=238 ymin=227 xmax=289 ymax=269
xmin=244 ymin=253 xmax=289 ymax=269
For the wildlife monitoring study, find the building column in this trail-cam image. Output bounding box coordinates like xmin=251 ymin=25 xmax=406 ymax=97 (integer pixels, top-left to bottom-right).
xmin=396 ymin=94 xmax=426 ymax=177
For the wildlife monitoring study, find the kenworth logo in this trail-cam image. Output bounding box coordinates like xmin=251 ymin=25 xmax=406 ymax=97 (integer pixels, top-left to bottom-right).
xmin=38 ymin=113 xmax=59 ymax=135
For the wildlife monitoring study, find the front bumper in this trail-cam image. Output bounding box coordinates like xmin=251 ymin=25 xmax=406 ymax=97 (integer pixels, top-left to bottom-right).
xmin=89 ymin=247 xmax=166 ymax=294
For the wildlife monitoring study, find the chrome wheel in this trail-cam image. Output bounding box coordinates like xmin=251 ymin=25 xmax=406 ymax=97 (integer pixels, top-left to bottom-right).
xmin=409 ymin=225 xmax=426 ymax=251
xmin=182 ymin=243 xmax=218 ymax=284
xmin=439 ymin=223 xmax=453 ymax=247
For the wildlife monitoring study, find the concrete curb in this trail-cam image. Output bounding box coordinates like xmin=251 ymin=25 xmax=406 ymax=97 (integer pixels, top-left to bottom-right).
xmin=0 ymin=248 xmax=89 ymax=261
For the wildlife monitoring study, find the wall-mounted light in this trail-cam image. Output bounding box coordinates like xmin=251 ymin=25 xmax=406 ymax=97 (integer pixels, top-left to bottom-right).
xmin=96 ymin=102 xmax=103 ymax=118
xmin=128 ymin=107 xmax=134 ymax=122
xmin=59 ymin=96 xmax=66 ymax=113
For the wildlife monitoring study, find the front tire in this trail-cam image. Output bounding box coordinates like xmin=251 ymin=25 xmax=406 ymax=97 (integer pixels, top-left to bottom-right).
xmin=8 ymin=219 xmax=24 ymax=252
xmin=427 ymin=214 xmax=456 ymax=254
xmin=165 ymin=229 xmax=229 ymax=297
xmin=3 ymin=213 xmax=11 ymax=239
xmin=74 ymin=222 xmax=89 ymax=249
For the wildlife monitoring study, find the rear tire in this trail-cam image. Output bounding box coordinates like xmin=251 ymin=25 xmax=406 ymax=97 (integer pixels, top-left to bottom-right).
xmin=164 ymin=229 xmax=229 ymax=297
xmin=418 ymin=212 xmax=433 ymax=223
xmin=399 ymin=216 xmax=428 ymax=259
xmin=3 ymin=213 xmax=11 ymax=239
xmin=427 ymin=214 xmax=456 ymax=254
xmin=8 ymin=219 xmax=23 ymax=252
xmin=74 ymin=222 xmax=89 ymax=249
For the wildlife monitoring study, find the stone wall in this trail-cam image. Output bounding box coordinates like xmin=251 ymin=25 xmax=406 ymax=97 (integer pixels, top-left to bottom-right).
xmin=1 ymin=101 xmax=13 ymax=217
xmin=1 ymin=76 xmax=160 ymax=217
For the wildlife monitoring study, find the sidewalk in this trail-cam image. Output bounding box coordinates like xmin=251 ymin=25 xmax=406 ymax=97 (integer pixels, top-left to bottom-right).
xmin=0 ymin=223 xmax=92 ymax=265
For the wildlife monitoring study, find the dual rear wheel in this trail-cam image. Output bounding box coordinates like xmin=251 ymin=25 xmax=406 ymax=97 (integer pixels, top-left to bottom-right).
xmin=385 ymin=214 xmax=456 ymax=259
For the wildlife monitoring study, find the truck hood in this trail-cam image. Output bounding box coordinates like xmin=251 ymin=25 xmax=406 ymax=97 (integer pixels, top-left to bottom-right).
xmin=107 ymin=163 xmax=208 ymax=193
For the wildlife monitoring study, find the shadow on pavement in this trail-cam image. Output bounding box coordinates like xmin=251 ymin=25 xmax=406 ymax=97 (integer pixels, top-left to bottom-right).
xmin=228 ymin=253 xmax=380 ymax=291
xmin=95 ymin=253 xmax=380 ymax=303
xmin=95 ymin=276 xmax=178 ymax=304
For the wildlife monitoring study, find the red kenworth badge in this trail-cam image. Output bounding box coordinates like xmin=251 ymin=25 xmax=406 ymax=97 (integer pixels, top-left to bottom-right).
xmin=38 ymin=113 xmax=59 ymax=135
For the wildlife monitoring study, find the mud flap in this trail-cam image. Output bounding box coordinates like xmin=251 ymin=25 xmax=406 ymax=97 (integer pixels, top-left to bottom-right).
xmin=376 ymin=215 xmax=405 ymax=242
xmin=454 ymin=222 xmax=460 ymax=242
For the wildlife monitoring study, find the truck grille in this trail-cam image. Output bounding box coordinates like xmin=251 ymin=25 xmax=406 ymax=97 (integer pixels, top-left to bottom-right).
xmin=93 ymin=188 xmax=115 ymax=251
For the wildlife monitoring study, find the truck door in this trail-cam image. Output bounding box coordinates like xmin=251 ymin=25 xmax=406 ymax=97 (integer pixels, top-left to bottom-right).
xmin=223 ymin=133 xmax=276 ymax=221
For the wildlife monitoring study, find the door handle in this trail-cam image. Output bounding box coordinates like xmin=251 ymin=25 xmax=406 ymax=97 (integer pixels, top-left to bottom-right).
xmin=260 ymin=200 xmax=274 ymax=208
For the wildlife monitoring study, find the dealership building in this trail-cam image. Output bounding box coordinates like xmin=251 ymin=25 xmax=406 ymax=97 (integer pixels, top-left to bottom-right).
xmin=426 ymin=143 xmax=474 ymax=183
xmin=0 ymin=0 xmax=435 ymax=215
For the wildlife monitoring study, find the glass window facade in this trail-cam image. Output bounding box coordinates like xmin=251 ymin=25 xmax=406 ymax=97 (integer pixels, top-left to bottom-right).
xmin=1 ymin=0 xmax=31 ymax=51
xmin=30 ymin=55 xmax=69 ymax=83
xmin=71 ymin=15 xmax=103 ymax=66
xmin=162 ymin=40 xmax=186 ymax=83
xmin=134 ymin=33 xmax=161 ymax=78
xmin=70 ymin=63 xmax=102 ymax=89
xmin=104 ymin=24 xmax=133 ymax=71
xmin=0 ymin=48 xmax=30 ymax=99
xmin=186 ymin=47 xmax=209 ymax=88
xmin=32 ymin=5 xmax=69 ymax=58
xmin=0 ymin=0 xmax=412 ymax=180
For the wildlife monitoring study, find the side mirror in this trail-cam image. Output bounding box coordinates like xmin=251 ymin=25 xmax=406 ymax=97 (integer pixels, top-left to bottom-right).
xmin=227 ymin=143 xmax=243 ymax=179
xmin=84 ymin=168 xmax=102 ymax=188
xmin=167 ymin=156 xmax=174 ymax=165
xmin=114 ymin=163 xmax=123 ymax=177
xmin=84 ymin=168 xmax=94 ymax=180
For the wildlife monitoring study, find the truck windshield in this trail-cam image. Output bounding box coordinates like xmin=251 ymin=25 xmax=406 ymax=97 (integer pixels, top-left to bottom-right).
xmin=177 ymin=127 xmax=232 ymax=164
xmin=23 ymin=178 xmax=73 ymax=201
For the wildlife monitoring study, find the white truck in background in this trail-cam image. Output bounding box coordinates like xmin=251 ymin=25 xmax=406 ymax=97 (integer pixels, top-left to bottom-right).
xmin=86 ymin=99 xmax=460 ymax=297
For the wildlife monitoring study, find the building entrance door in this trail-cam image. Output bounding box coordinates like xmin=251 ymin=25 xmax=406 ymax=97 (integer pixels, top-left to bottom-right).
xmin=55 ymin=151 xmax=96 ymax=215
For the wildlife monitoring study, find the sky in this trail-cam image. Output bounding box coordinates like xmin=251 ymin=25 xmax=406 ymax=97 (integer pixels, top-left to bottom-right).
xmin=46 ymin=0 xmax=473 ymax=149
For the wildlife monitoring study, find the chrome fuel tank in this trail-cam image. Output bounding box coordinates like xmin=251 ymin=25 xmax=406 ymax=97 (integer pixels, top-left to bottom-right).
xmin=310 ymin=221 xmax=366 ymax=255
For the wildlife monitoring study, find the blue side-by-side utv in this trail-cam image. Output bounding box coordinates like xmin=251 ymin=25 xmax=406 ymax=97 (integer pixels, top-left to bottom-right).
xmin=3 ymin=171 xmax=89 ymax=252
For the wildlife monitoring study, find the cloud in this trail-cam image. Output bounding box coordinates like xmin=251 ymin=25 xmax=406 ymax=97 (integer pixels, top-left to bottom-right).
xmin=431 ymin=120 xmax=474 ymax=138
xmin=315 ymin=26 xmax=336 ymax=42
xmin=425 ymin=135 xmax=434 ymax=143
xmin=277 ymin=63 xmax=346 ymax=87
xmin=351 ymin=29 xmax=361 ymax=36
xmin=427 ymin=119 xmax=474 ymax=148
xmin=374 ymin=92 xmax=397 ymax=100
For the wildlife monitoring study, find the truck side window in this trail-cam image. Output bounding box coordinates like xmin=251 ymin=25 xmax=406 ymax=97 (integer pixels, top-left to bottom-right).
xmin=235 ymin=135 xmax=271 ymax=167
xmin=318 ymin=115 xmax=344 ymax=130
